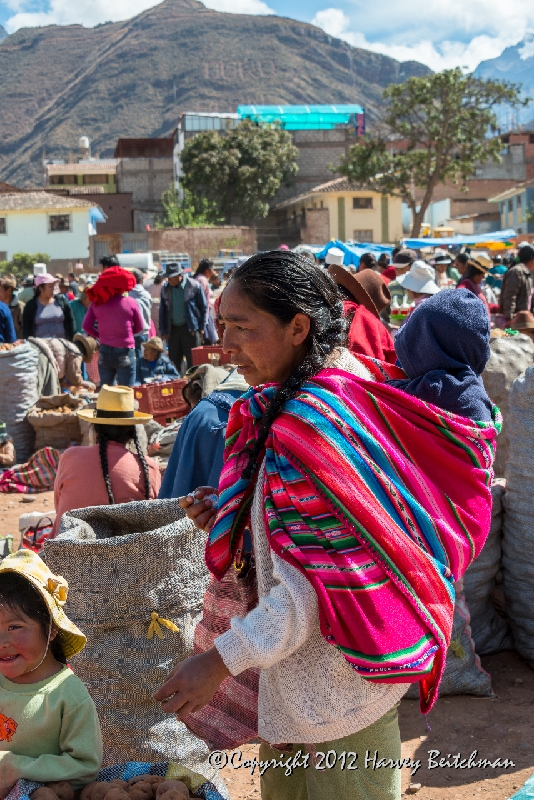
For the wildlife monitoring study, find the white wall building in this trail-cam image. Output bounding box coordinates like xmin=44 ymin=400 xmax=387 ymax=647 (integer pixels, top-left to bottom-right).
xmin=0 ymin=192 xmax=104 ymax=267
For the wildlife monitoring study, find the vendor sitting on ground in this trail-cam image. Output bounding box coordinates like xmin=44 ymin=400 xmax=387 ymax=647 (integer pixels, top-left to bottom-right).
xmin=0 ymin=422 xmax=15 ymax=468
xmin=137 ymin=336 xmax=180 ymax=383
xmin=52 ymin=386 xmax=161 ymax=536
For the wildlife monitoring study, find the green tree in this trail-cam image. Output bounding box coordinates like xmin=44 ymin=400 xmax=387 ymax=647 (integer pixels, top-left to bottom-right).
xmin=335 ymin=68 xmax=527 ymax=236
xmin=181 ymin=119 xmax=299 ymax=222
xmin=157 ymin=187 xmax=223 ymax=228
xmin=0 ymin=252 xmax=50 ymax=282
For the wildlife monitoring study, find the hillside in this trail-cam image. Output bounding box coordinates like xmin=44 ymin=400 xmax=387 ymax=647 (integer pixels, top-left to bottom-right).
xmin=0 ymin=26 xmax=7 ymax=42
xmin=475 ymin=41 xmax=534 ymax=129
xmin=0 ymin=0 xmax=430 ymax=186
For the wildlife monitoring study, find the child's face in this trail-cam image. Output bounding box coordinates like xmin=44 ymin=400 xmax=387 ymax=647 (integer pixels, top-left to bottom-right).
xmin=0 ymin=606 xmax=58 ymax=683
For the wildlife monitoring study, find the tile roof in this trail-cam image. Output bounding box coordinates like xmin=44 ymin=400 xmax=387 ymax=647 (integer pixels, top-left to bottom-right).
xmin=274 ymin=177 xmax=368 ymax=208
xmin=0 ymin=191 xmax=100 ymax=211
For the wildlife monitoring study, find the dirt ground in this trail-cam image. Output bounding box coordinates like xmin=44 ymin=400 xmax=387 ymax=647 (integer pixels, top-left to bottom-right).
xmin=1 ymin=492 xmax=533 ymax=800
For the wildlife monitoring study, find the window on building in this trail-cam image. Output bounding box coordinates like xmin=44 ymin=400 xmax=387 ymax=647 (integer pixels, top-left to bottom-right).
xmin=517 ymin=195 xmax=523 ymax=209
xmin=353 ymin=229 xmax=374 ymax=242
xmin=320 ymin=200 xmax=324 ymax=208
xmin=0 ymin=218 xmax=6 ymax=235
xmin=508 ymin=199 xmax=514 ymax=212
xmin=353 ymin=197 xmax=373 ymax=209
xmin=49 ymin=214 xmax=71 ymax=232
xmin=83 ymin=174 xmax=108 ymax=185
xmin=474 ymin=168 xmax=483 ymax=177
xmin=0 ymin=252 xmax=6 ymax=261
xmin=50 ymin=175 xmax=77 ymax=185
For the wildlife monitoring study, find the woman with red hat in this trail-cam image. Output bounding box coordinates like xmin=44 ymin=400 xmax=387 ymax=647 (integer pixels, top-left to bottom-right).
xmin=82 ymin=266 xmax=144 ymax=387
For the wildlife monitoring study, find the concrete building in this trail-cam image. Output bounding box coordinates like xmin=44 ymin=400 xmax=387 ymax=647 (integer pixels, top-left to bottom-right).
xmin=173 ymin=112 xmax=239 ymax=193
xmin=262 ymin=177 xmax=402 ymax=250
xmin=489 ymin=179 xmax=534 ymax=234
xmin=114 ymin=138 xmax=174 ymax=231
xmin=0 ymin=192 xmax=104 ymax=269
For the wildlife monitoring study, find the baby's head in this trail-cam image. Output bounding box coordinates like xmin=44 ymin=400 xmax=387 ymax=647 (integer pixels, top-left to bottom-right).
xmin=0 ymin=572 xmax=65 ymax=681
xmin=394 ymin=288 xmax=490 ymax=380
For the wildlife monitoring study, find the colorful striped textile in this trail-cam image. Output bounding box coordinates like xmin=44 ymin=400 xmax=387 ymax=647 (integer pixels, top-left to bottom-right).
xmin=206 ymin=358 xmax=500 ymax=713
xmin=0 ymin=447 xmax=60 ymax=493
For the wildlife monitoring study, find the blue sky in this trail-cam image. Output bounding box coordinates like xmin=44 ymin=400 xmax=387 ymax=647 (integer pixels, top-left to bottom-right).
xmin=1 ymin=0 xmax=534 ymax=72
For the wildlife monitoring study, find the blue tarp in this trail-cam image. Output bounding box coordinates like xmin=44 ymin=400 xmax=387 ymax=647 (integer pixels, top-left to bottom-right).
xmin=89 ymin=207 xmax=106 ymax=225
xmin=403 ymin=230 xmax=516 ymax=248
xmin=316 ymin=240 xmax=393 ymax=268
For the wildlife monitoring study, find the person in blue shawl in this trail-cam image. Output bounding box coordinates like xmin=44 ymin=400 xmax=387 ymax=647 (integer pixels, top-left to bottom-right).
xmin=388 ymin=288 xmax=493 ymax=422
xmin=159 ymin=368 xmax=248 ymax=499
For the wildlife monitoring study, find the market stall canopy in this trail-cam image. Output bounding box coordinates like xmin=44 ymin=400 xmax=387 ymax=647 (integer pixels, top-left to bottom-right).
xmin=403 ymin=230 xmax=516 ymax=248
xmin=316 ymin=240 xmax=393 ymax=268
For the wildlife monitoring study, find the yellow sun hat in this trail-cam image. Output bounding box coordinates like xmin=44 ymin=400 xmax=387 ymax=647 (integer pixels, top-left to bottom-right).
xmin=0 ymin=550 xmax=86 ymax=659
xmin=77 ymin=384 xmax=152 ymax=426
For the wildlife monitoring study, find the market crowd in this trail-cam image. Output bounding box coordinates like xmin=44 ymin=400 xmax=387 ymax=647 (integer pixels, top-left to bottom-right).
xmin=0 ymin=243 xmax=528 ymax=800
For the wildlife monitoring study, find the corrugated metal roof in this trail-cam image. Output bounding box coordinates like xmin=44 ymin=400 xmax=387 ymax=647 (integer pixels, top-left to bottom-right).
xmin=0 ymin=192 xmax=100 ymax=211
xmin=46 ymin=160 xmax=119 ymax=174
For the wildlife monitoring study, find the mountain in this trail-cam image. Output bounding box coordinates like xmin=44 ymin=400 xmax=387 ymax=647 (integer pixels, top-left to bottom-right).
xmin=0 ymin=0 xmax=430 ymax=187
xmin=475 ymin=40 xmax=534 ymax=130
xmin=0 ymin=26 xmax=7 ymax=42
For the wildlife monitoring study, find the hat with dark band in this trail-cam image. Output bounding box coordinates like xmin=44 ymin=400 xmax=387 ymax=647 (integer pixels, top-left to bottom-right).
xmin=77 ymin=385 xmax=152 ymax=425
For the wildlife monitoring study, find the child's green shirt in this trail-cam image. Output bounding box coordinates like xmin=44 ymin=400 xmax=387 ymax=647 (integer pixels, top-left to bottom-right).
xmin=0 ymin=666 xmax=102 ymax=793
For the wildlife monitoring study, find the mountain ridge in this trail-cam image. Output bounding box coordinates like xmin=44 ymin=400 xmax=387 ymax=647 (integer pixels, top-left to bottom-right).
xmin=0 ymin=0 xmax=430 ymax=186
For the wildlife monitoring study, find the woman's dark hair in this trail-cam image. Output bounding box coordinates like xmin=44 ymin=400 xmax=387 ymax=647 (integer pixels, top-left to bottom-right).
xmin=464 ymin=262 xmax=485 ymax=281
xmin=96 ymin=424 xmax=151 ymax=504
xmin=518 ymin=245 xmax=534 ymax=264
xmin=455 ymin=253 xmax=470 ymax=266
xmin=195 ymin=259 xmax=214 ymax=277
xmin=359 ymin=253 xmax=378 ymax=271
xmin=154 ymin=273 xmax=163 ymax=285
xmin=0 ymin=573 xmax=66 ymax=663
xmin=229 ymin=250 xmax=346 ymax=480
xmin=100 ymin=255 xmax=120 ymax=269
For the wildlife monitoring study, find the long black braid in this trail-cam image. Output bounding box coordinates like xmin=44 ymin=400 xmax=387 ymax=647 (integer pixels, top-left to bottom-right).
xmin=230 ymin=251 xmax=347 ymax=481
xmin=97 ymin=424 xmax=151 ymax=503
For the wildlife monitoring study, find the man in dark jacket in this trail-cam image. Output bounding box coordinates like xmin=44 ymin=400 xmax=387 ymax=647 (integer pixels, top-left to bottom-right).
xmin=159 ymin=263 xmax=207 ymax=370
xmin=137 ymin=337 xmax=180 ymax=384
xmin=499 ymin=245 xmax=534 ymax=322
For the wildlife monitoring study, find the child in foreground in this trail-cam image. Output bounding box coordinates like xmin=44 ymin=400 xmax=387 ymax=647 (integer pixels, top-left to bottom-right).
xmin=389 ymin=288 xmax=493 ymax=421
xmin=0 ymin=550 xmax=102 ymax=798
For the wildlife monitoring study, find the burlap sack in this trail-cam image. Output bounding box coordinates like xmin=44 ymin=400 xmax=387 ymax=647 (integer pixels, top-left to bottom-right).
xmin=43 ymin=500 xmax=226 ymax=792
xmin=0 ymin=342 xmax=39 ymax=462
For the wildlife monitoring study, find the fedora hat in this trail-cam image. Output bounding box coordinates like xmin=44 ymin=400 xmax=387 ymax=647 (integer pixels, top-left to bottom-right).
xmin=328 ymin=264 xmax=391 ymax=318
xmin=469 ymin=254 xmax=492 ymax=274
xmin=143 ymin=336 xmax=165 ymax=354
xmin=77 ymin=385 xmax=152 ymax=425
xmin=73 ymin=333 xmax=97 ymax=364
xmin=510 ymin=310 xmax=534 ymax=331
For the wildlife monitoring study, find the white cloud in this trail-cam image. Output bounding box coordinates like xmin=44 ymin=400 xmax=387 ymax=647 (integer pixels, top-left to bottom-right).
xmin=202 ymin=0 xmax=273 ymax=13
xmin=5 ymin=0 xmax=272 ymax=32
xmin=311 ymin=1 xmax=534 ymax=70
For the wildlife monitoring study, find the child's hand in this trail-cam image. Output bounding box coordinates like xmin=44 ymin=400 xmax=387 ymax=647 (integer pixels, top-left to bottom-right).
xmin=178 ymin=487 xmax=219 ymax=533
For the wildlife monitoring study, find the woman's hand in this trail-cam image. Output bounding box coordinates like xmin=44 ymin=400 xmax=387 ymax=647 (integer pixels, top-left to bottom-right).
xmin=179 ymin=486 xmax=219 ymax=532
xmin=153 ymin=647 xmax=230 ymax=718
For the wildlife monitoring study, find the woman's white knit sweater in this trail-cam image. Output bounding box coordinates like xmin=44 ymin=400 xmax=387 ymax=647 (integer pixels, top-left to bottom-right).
xmin=215 ymin=349 xmax=408 ymax=744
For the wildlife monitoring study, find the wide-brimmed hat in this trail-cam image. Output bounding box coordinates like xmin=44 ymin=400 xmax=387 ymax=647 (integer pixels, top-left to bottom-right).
xmin=73 ymin=333 xmax=97 ymax=364
xmin=398 ymin=261 xmax=440 ymax=295
xmin=77 ymin=385 xmax=152 ymax=425
xmin=142 ymin=336 xmax=164 ymax=353
xmin=0 ymin=550 xmax=86 ymax=659
xmin=328 ymin=264 xmax=391 ymax=318
xmin=510 ymin=310 xmax=534 ymax=331
xmin=34 ymin=273 xmax=57 ymax=287
xmin=325 ymin=247 xmax=345 ymax=267
xmin=434 ymin=252 xmax=452 ymax=265
xmin=164 ymin=262 xmax=185 ymax=278
xmin=469 ymin=254 xmax=492 ymax=274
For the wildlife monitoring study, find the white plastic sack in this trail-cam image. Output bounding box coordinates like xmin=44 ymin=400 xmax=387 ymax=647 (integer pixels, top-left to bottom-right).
xmin=503 ymin=364 xmax=534 ymax=668
xmin=482 ymin=335 xmax=534 ymax=476
xmin=463 ymin=480 xmax=514 ymax=654
xmin=0 ymin=342 xmax=39 ymax=462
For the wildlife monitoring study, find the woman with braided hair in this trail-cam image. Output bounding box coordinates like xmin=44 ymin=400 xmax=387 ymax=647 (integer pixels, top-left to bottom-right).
xmin=155 ymin=251 xmax=408 ymax=800
xmin=51 ymin=386 xmax=161 ymax=536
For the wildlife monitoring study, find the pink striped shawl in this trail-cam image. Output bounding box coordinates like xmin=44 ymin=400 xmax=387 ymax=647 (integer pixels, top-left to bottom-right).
xmin=206 ymin=359 xmax=500 ymax=713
